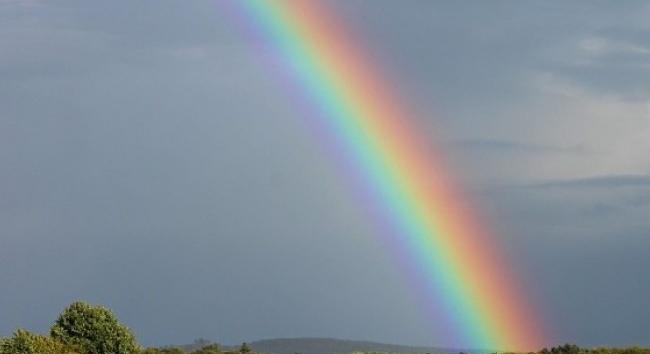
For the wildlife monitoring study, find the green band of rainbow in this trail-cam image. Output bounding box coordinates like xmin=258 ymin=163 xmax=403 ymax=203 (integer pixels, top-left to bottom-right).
xmin=228 ymin=1 xmax=546 ymax=350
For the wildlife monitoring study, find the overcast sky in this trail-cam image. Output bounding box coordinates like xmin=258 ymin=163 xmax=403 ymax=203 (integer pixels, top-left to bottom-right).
xmin=1 ymin=0 xmax=649 ymax=349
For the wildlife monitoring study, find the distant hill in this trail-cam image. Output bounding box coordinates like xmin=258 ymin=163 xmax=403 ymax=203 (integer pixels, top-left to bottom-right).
xmin=237 ymin=338 xmax=463 ymax=354
xmin=172 ymin=337 xmax=482 ymax=354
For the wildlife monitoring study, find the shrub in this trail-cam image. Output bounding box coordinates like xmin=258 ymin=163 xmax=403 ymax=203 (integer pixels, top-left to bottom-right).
xmin=0 ymin=329 xmax=79 ymax=354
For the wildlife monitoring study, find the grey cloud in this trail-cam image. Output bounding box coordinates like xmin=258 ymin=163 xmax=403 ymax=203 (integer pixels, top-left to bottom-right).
xmin=488 ymin=175 xmax=650 ymax=223
xmin=479 ymin=177 xmax=650 ymax=346
xmin=452 ymin=139 xmax=589 ymax=155
xmin=529 ymin=175 xmax=650 ymax=189
xmin=544 ymin=27 xmax=650 ymax=100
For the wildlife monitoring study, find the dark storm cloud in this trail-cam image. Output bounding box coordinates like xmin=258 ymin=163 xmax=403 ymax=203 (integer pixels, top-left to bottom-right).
xmin=0 ymin=0 xmax=428 ymax=346
xmin=1 ymin=0 xmax=649 ymax=349
xmin=478 ymin=176 xmax=650 ymax=345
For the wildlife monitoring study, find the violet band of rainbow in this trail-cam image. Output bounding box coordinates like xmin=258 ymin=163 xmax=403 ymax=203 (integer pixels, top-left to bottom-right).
xmin=226 ymin=1 xmax=546 ymax=350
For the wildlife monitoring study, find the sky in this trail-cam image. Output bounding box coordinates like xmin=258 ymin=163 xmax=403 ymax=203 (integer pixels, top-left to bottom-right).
xmin=1 ymin=0 xmax=650 ymax=349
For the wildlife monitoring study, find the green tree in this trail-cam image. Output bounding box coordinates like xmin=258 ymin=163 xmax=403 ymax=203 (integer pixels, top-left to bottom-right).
xmin=0 ymin=329 xmax=79 ymax=354
xmin=193 ymin=344 xmax=221 ymax=354
xmin=140 ymin=348 xmax=184 ymax=354
xmin=550 ymin=344 xmax=583 ymax=354
xmin=50 ymin=301 xmax=138 ymax=354
xmin=239 ymin=343 xmax=251 ymax=354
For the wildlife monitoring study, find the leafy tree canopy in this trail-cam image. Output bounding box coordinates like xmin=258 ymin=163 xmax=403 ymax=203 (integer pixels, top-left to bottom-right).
xmin=50 ymin=301 xmax=138 ymax=354
xmin=193 ymin=344 xmax=221 ymax=354
xmin=0 ymin=329 xmax=79 ymax=354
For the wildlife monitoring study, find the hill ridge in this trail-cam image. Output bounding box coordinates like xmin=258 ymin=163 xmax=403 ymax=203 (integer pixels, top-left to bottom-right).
xmin=217 ymin=337 xmax=479 ymax=354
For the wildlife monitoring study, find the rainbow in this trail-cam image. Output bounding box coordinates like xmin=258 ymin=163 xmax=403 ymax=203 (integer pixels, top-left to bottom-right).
xmin=225 ymin=1 xmax=546 ymax=351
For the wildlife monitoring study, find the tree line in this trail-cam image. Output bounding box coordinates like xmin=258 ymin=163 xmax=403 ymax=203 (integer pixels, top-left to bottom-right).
xmin=0 ymin=302 xmax=248 ymax=354
xmin=1 ymin=302 xmax=649 ymax=354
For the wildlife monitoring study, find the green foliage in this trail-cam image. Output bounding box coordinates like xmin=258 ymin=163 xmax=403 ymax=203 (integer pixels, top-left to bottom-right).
xmin=551 ymin=344 xmax=584 ymax=354
xmin=239 ymin=342 xmax=251 ymax=354
xmin=5 ymin=305 xmax=650 ymax=354
xmin=0 ymin=329 xmax=79 ymax=354
xmin=586 ymin=348 xmax=650 ymax=354
xmin=140 ymin=344 xmax=220 ymax=354
xmin=514 ymin=346 xmax=650 ymax=354
xmin=193 ymin=344 xmax=221 ymax=354
xmin=139 ymin=348 xmax=184 ymax=354
xmin=50 ymin=301 xmax=139 ymax=354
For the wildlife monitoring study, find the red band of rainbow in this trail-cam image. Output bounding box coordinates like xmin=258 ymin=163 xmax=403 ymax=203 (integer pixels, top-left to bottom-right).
xmin=226 ymin=1 xmax=546 ymax=350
